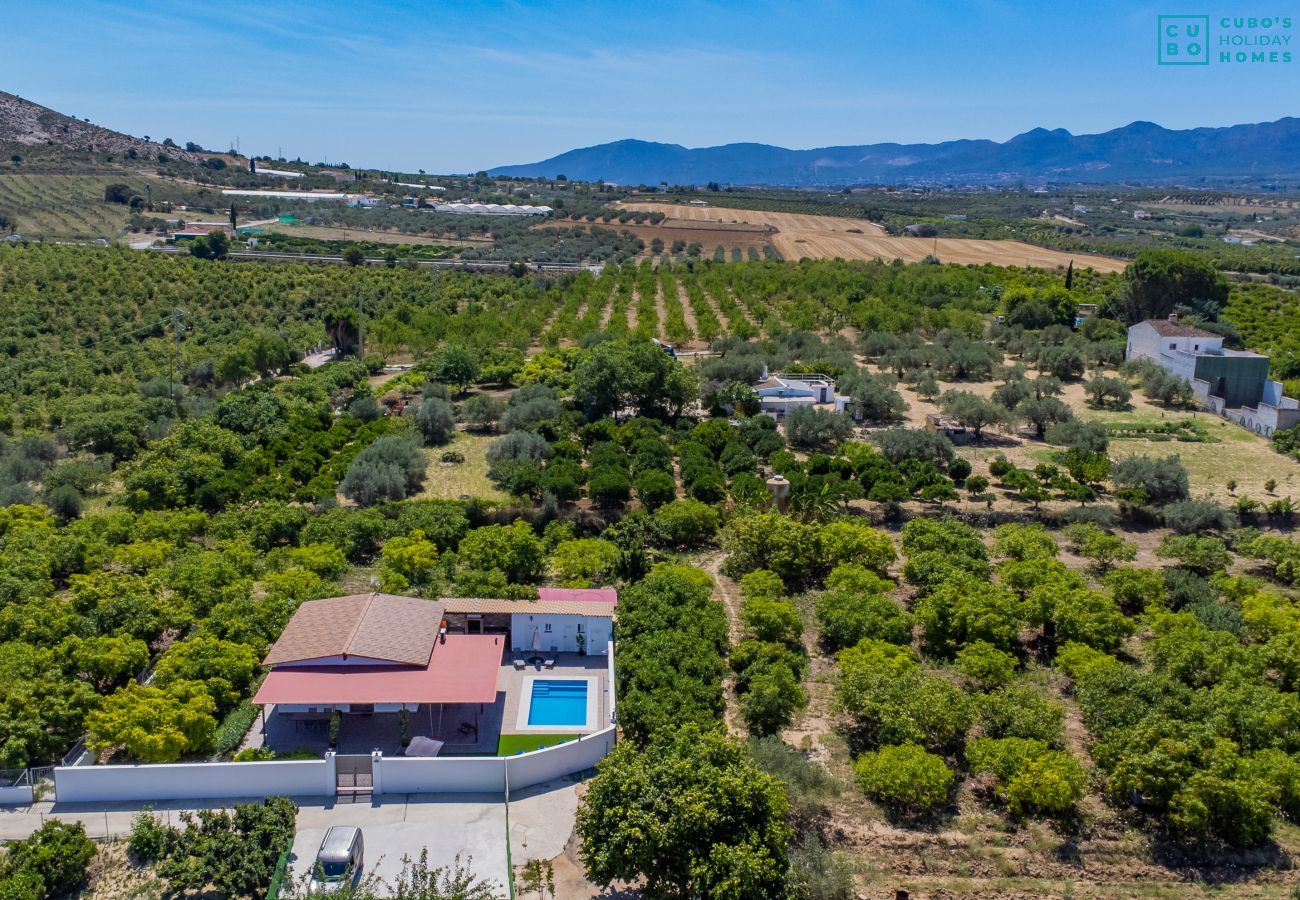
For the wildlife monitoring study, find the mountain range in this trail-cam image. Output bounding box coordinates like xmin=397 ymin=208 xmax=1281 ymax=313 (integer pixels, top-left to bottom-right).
xmin=487 ymin=119 xmax=1300 ymax=187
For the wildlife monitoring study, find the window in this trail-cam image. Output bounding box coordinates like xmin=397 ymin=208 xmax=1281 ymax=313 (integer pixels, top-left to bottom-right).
xmin=1194 ymin=344 xmax=1199 ymax=351
xmin=544 ymin=623 xmax=552 ymax=633
xmin=577 ymin=623 xmax=584 ymax=633
xmin=1170 ymin=343 xmax=1177 ymax=350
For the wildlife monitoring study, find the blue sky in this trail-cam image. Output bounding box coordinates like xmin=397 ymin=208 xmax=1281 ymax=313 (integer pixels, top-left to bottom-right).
xmin=8 ymin=0 xmax=1298 ymax=172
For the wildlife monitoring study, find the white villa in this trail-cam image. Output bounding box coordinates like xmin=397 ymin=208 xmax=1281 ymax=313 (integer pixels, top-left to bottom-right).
xmin=1126 ymin=315 xmax=1300 ymax=436
xmin=754 ymin=367 xmax=850 ymax=419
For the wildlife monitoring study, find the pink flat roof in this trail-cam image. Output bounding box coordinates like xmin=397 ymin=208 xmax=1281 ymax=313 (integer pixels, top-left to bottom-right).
xmin=253 ymin=634 xmax=503 ymax=706
xmin=536 ymin=587 xmax=617 ymax=604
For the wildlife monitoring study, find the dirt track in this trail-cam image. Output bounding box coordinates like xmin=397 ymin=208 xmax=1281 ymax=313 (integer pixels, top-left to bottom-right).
xmin=617 ymin=201 xmax=1126 ymax=272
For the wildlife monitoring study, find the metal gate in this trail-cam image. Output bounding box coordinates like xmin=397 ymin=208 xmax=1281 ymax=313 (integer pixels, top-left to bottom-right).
xmin=334 ymin=754 xmax=373 ymax=799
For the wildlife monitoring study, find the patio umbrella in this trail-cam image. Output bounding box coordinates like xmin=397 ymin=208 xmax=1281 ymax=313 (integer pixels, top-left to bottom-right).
xmin=532 ymin=629 xmax=541 ymax=652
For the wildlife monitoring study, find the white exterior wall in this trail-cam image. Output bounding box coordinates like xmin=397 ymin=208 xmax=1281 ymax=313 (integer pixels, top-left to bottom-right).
xmin=511 ymin=613 xmax=610 ymax=654
xmin=505 ymin=728 xmax=616 ymax=789
xmin=53 ymin=758 xmax=333 ymax=803
xmin=377 ymin=757 xmax=506 ymax=794
xmin=0 ymin=785 xmax=33 ymax=804
xmin=1126 ymin=321 xmax=1224 ymax=366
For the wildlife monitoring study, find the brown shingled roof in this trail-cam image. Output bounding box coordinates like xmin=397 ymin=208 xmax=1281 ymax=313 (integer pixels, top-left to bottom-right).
xmin=1143 ymin=318 xmax=1219 ymax=339
xmin=263 ymin=593 xmax=446 ymax=667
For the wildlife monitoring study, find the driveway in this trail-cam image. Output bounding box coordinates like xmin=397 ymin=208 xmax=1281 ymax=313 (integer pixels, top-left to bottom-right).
xmin=287 ymin=794 xmax=510 ymax=895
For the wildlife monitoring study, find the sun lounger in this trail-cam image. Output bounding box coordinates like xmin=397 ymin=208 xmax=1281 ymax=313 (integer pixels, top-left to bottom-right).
xmin=543 ymin=658 xmax=555 ymax=669
xmin=513 ymin=658 xmax=526 ymax=670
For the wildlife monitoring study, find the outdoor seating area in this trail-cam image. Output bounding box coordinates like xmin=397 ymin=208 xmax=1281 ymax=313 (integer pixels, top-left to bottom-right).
xmin=249 ymin=644 xmax=609 ymax=757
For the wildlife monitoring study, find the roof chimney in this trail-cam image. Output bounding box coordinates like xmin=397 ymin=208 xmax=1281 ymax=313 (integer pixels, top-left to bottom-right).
xmin=1168 ymin=313 xmax=1179 ymax=323
xmin=760 ymin=364 xmax=769 ymax=381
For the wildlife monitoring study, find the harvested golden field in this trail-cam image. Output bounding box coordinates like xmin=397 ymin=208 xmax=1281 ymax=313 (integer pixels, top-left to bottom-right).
xmin=535 ymin=219 xmax=772 ymax=257
xmin=618 ymin=200 xmax=1127 ymax=272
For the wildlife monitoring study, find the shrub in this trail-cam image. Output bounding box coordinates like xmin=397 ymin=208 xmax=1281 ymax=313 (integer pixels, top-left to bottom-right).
xmin=740 ymin=569 xmax=785 ymax=603
xmin=588 ymin=467 xmax=632 ymax=505
xmin=634 ymin=468 xmax=676 ymax=508
xmin=1157 ymin=534 xmax=1233 ymax=576
xmin=978 ymin=686 xmax=1066 ymax=745
xmin=837 ymin=651 xmax=972 ymax=754
xmin=0 ymin=821 xmax=96 ymax=898
xmin=787 ymin=832 xmax=855 ymax=900
xmin=1163 ymin=498 xmax=1235 ymax=534
xmin=741 ymin=596 xmax=804 ymax=647
xmin=818 ymin=520 xmax=897 ymax=575
xmin=854 ymin=743 xmax=954 ymax=813
xmin=967 ymin=737 xmax=1086 ymax=815
xmin=128 ymin=810 xmax=175 ymax=864
xmin=340 ymin=433 xmax=426 ymax=506
xmin=214 ymin=699 xmax=259 ymax=755
xmin=740 ymin=661 xmax=807 ymax=736
xmin=653 ymin=498 xmax=720 ymax=547
xmin=487 ymin=429 xmax=551 ymax=466
xmin=785 ymin=407 xmax=854 ymax=450
xmin=873 ymin=428 xmax=955 ymax=465
xmin=955 ymin=641 xmax=1017 ymax=689
xmin=749 ymin=736 xmax=839 ymax=821
xmin=1111 ymin=454 xmax=1190 ymax=505
xmin=412 ymin=396 xmax=456 ymax=445
xmin=815 ymin=590 xmax=912 ymax=650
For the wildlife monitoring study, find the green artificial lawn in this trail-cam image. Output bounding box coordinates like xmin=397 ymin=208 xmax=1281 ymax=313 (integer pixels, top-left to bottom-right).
xmin=496 ymin=734 xmax=580 ymax=756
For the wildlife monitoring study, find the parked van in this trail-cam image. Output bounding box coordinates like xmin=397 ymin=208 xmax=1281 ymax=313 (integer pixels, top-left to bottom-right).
xmin=309 ymin=826 xmax=364 ymax=893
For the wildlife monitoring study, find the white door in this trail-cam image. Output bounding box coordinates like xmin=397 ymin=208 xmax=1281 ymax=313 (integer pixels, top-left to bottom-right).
xmin=562 ymin=623 xmax=576 ymax=652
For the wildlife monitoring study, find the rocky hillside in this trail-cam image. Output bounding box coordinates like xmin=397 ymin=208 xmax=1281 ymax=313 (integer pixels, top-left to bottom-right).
xmin=0 ymin=90 xmax=205 ymax=165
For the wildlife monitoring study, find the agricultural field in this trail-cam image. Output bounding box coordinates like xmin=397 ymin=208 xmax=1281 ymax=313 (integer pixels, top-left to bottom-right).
xmin=254 ymin=221 xmax=489 ymax=249
xmin=618 ymin=200 xmax=1128 ymax=271
xmin=0 ymin=173 xmax=132 ymax=240
xmin=4 ymin=241 xmax=1300 ymax=898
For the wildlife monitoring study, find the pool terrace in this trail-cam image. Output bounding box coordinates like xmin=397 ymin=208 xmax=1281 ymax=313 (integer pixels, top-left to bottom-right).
xmin=250 ymin=646 xmax=610 ymax=758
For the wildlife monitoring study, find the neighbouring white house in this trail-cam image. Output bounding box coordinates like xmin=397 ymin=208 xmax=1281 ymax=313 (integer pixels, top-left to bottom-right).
xmin=753 ymin=367 xmax=850 ymax=419
xmin=443 ymin=588 xmax=616 ymax=656
xmin=1126 ymin=314 xmax=1300 ymax=437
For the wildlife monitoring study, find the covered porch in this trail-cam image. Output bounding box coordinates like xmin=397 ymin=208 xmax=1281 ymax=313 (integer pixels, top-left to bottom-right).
xmin=249 ymin=633 xmax=505 ymax=758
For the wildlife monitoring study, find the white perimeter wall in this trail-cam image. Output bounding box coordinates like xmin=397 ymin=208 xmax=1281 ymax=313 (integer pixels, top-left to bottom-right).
xmin=54 ymin=758 xmax=332 ymax=804
xmin=0 ymin=785 xmax=33 ymax=804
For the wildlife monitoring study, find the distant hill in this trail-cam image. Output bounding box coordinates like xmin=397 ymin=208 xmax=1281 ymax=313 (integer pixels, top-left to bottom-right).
xmin=488 ymin=119 xmax=1300 ymax=187
xmin=0 ymin=90 xmax=205 ymax=166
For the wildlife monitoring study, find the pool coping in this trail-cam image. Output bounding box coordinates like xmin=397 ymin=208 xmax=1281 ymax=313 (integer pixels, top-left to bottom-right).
xmin=512 ymin=674 xmax=602 ymax=734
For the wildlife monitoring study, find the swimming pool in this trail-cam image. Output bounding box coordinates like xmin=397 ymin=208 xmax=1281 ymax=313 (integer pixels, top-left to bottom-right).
xmin=526 ymin=679 xmax=589 ymax=727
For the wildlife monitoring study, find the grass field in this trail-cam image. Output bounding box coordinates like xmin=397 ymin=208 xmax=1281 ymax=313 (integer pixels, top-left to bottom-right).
xmin=496 ymin=734 xmax=580 ymax=756
xmin=0 ymin=173 xmax=132 ymax=240
xmin=618 ymin=200 xmax=1127 ymax=272
xmin=884 ymin=371 xmax=1300 ymax=503
xmin=260 ymin=221 xmax=489 ymax=248
xmin=416 ymin=431 xmax=511 ymax=504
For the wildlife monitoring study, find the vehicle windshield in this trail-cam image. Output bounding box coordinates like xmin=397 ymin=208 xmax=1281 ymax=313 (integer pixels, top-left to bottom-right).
xmin=318 ymin=861 xmax=349 ymax=879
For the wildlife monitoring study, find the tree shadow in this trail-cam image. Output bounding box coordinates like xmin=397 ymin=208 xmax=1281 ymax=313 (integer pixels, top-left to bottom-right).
xmin=1147 ymin=833 xmax=1291 ymax=883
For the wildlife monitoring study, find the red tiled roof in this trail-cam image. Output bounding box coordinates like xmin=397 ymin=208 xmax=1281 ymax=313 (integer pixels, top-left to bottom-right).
xmin=536 ymin=588 xmax=618 ymax=605
xmin=253 ymin=634 xmax=503 ymax=706
xmin=263 ymin=593 xmax=446 ymax=667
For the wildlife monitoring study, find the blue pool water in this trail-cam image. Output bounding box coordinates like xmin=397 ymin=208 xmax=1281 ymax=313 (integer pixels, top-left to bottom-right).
xmin=527 ymin=679 xmax=588 ymax=727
